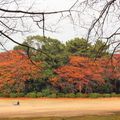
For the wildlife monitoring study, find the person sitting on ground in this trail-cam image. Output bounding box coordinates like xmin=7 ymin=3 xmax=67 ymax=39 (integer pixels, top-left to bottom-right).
xmin=16 ymin=101 xmax=20 ymax=105
xmin=13 ymin=101 xmax=20 ymax=105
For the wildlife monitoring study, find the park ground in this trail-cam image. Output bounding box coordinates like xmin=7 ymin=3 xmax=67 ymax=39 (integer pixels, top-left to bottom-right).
xmin=0 ymin=98 xmax=120 ymax=119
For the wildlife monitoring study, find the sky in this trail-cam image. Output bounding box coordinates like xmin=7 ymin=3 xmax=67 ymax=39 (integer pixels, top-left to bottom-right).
xmin=1 ymin=0 xmax=84 ymax=51
xmin=0 ymin=0 xmax=119 ymax=52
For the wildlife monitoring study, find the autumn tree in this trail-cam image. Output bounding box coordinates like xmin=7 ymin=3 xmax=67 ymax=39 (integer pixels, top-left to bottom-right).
xmin=0 ymin=50 xmax=41 ymax=95
xmin=50 ymin=56 xmax=104 ymax=93
xmin=98 ymin=55 xmax=120 ymax=93
xmin=14 ymin=35 xmax=70 ymax=92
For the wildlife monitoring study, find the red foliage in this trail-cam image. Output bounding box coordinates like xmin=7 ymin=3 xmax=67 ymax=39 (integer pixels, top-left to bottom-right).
xmin=50 ymin=56 xmax=104 ymax=93
xmin=0 ymin=50 xmax=41 ymax=93
xmin=99 ymin=55 xmax=120 ymax=80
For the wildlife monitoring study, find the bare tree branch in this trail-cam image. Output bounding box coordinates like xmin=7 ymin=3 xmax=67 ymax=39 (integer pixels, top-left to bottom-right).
xmin=0 ymin=0 xmax=120 ymax=59
xmin=87 ymin=0 xmax=117 ymax=40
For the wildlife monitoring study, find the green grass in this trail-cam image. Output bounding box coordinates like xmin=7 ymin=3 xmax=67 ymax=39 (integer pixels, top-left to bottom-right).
xmin=0 ymin=113 xmax=120 ymax=120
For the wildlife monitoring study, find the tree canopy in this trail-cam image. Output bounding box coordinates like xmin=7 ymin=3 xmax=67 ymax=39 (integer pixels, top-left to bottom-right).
xmin=0 ymin=33 xmax=120 ymax=97
xmin=0 ymin=50 xmax=41 ymax=95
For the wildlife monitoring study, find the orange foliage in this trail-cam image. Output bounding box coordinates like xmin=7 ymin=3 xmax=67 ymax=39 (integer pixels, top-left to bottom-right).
xmin=50 ymin=56 xmax=104 ymax=92
xmin=99 ymin=55 xmax=120 ymax=80
xmin=0 ymin=50 xmax=41 ymax=93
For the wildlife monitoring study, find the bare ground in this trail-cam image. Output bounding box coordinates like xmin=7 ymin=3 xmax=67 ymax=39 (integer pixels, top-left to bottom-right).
xmin=0 ymin=98 xmax=120 ymax=118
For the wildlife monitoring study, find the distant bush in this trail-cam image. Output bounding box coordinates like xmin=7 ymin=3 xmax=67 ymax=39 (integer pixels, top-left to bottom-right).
xmin=41 ymin=88 xmax=52 ymax=97
xmin=48 ymin=93 xmax=57 ymax=98
xmin=110 ymin=93 xmax=120 ymax=97
xmin=0 ymin=93 xmax=3 ymax=97
xmin=17 ymin=93 xmax=25 ymax=97
xmin=1 ymin=91 xmax=120 ymax=98
xmin=26 ymin=92 xmax=37 ymax=98
xmin=10 ymin=93 xmax=18 ymax=98
xmin=117 ymin=94 xmax=120 ymax=97
xmin=111 ymin=93 xmax=117 ymax=97
xmin=56 ymin=93 xmax=65 ymax=98
xmin=36 ymin=92 xmax=43 ymax=97
xmin=88 ymin=93 xmax=102 ymax=98
xmin=102 ymin=94 xmax=111 ymax=97
xmin=3 ymin=93 xmax=10 ymax=97
xmin=77 ymin=93 xmax=88 ymax=98
xmin=75 ymin=93 xmax=89 ymax=98
xmin=64 ymin=93 xmax=76 ymax=98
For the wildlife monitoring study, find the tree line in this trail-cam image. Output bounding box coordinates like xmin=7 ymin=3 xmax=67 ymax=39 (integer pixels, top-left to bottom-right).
xmin=0 ymin=35 xmax=120 ymax=97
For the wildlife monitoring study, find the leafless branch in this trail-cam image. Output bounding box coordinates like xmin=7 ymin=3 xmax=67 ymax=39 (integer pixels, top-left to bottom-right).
xmin=0 ymin=0 xmax=120 ymax=60
xmin=87 ymin=0 xmax=116 ymax=40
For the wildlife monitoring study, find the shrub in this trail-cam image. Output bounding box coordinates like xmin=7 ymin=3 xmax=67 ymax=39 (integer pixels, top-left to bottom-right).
xmin=17 ymin=93 xmax=25 ymax=97
xmin=26 ymin=92 xmax=37 ymax=98
xmin=10 ymin=93 xmax=18 ymax=98
xmin=48 ymin=93 xmax=57 ymax=98
xmin=102 ymin=93 xmax=111 ymax=97
xmin=111 ymin=93 xmax=118 ymax=97
xmin=117 ymin=94 xmax=120 ymax=97
xmin=3 ymin=93 xmax=10 ymax=97
xmin=111 ymin=93 xmax=120 ymax=97
xmin=0 ymin=93 xmax=3 ymax=97
xmin=41 ymin=88 xmax=51 ymax=97
xmin=36 ymin=92 xmax=43 ymax=97
xmin=76 ymin=93 xmax=89 ymax=98
xmin=56 ymin=93 xmax=65 ymax=98
xmin=65 ymin=93 xmax=76 ymax=98
xmin=76 ymin=93 xmax=85 ymax=98
xmin=88 ymin=93 xmax=101 ymax=98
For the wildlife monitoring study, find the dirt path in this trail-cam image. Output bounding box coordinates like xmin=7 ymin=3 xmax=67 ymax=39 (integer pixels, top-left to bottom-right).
xmin=0 ymin=98 xmax=120 ymax=118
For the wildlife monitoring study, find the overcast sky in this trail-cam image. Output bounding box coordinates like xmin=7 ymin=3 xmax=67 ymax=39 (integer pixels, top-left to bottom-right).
xmin=0 ymin=0 xmax=119 ymax=52
xmin=1 ymin=0 xmax=84 ymax=51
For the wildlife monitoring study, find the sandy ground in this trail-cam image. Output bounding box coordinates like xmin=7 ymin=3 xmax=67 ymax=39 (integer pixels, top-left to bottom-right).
xmin=0 ymin=98 xmax=120 ymax=118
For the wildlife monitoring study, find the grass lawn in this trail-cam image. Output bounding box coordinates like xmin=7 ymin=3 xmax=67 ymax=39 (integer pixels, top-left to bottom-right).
xmin=0 ymin=113 xmax=120 ymax=120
